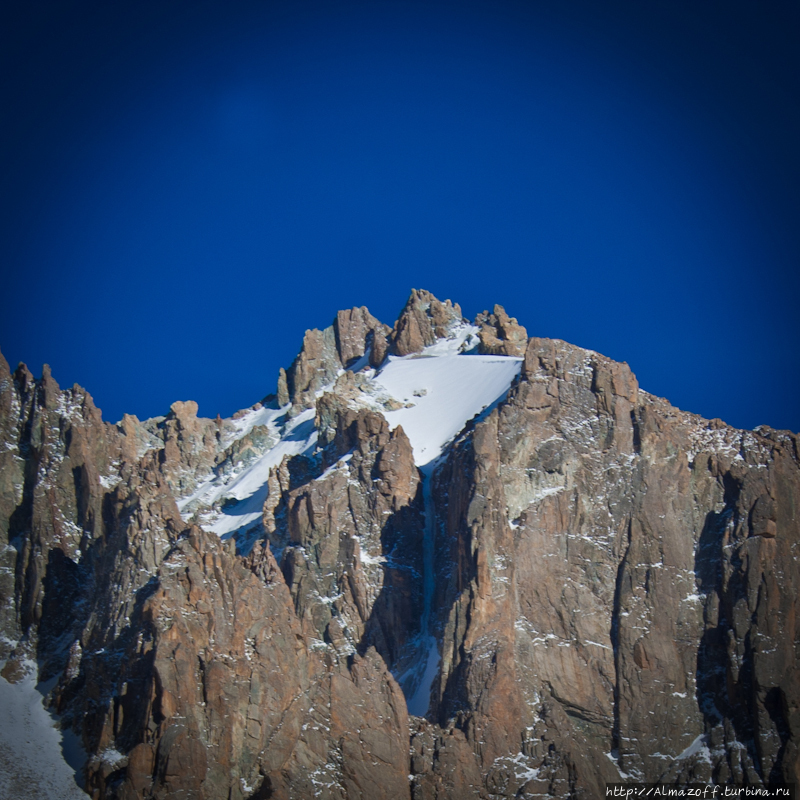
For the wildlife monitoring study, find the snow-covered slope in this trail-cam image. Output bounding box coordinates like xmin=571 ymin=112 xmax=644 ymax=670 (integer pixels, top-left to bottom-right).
xmin=177 ymin=407 xmax=317 ymax=537
xmin=179 ymin=324 xmax=522 ymax=539
xmin=374 ymin=351 xmax=521 ymax=466
xmin=0 ymin=666 xmax=89 ymax=799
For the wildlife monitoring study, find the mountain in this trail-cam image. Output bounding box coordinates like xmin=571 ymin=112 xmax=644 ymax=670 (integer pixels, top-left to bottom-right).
xmin=0 ymin=289 xmax=798 ymax=799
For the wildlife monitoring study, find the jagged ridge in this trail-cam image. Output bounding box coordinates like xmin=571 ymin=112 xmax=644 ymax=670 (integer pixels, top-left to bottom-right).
xmin=0 ymin=290 xmax=798 ymax=799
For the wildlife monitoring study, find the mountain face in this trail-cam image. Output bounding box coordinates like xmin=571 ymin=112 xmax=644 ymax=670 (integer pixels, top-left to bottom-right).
xmin=1 ymin=289 xmax=798 ymax=800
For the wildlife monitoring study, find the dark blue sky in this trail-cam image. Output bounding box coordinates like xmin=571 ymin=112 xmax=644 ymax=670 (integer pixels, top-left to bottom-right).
xmin=2 ymin=0 xmax=798 ymax=431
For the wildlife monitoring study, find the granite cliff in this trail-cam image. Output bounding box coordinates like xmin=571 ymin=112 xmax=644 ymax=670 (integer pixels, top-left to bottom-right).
xmin=0 ymin=290 xmax=798 ymax=799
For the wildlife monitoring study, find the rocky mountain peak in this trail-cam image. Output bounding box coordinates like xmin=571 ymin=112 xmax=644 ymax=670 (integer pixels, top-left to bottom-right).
xmin=390 ymin=288 xmax=464 ymax=356
xmin=0 ymin=295 xmax=798 ymax=800
xmin=475 ymin=303 xmax=528 ymax=357
xmin=278 ymin=305 xmax=392 ymax=412
xmin=334 ymin=305 xmax=391 ymax=369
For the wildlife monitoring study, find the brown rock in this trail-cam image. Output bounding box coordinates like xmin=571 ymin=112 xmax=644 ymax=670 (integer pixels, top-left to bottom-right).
xmin=157 ymin=399 xmax=222 ymax=495
xmin=409 ymin=719 xmax=486 ymax=799
xmin=334 ymin=306 xmax=391 ymax=368
xmin=276 ymin=367 xmax=290 ymax=406
xmin=283 ymin=326 xmax=341 ymax=410
xmin=0 ymin=655 xmax=28 ymax=683
xmin=271 ymin=391 xmax=425 ymax=669
xmin=475 ymin=304 xmax=528 ymax=357
xmin=370 ymin=326 xmax=390 ymax=368
xmin=750 ymin=493 xmax=777 ymax=537
xmin=390 ymin=289 xmax=463 ymax=356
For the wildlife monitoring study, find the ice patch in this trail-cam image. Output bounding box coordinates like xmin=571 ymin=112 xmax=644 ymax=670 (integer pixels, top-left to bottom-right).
xmin=406 ymin=634 xmax=439 ymax=716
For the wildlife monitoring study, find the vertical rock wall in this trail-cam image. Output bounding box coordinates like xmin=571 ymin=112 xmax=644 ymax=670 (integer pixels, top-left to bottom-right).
xmin=421 ymin=336 xmax=800 ymax=796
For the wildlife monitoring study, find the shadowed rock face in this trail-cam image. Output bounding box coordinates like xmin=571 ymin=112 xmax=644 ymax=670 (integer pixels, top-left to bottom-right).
xmin=1 ymin=292 xmax=798 ymax=799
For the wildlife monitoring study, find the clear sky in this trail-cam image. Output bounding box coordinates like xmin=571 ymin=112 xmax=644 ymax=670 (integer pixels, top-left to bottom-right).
xmin=2 ymin=0 xmax=798 ymax=432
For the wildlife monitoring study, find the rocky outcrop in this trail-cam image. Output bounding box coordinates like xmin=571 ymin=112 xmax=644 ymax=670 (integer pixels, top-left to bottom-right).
xmin=1 ymin=291 xmax=798 ymax=799
xmin=282 ymin=326 xmax=342 ymax=411
xmin=264 ymin=389 xmax=425 ymax=675
xmin=390 ymin=289 xmax=464 ymax=356
xmin=156 ymin=401 xmax=226 ymax=496
xmin=281 ymin=306 xmax=391 ymax=411
xmin=334 ymin=306 xmax=391 ymax=370
xmin=0 ymin=351 xmax=25 ymax=655
xmin=475 ymin=304 xmax=528 ymax=357
xmin=0 ymin=356 xmax=126 ymax=674
xmin=74 ymin=524 xmax=411 ymax=800
xmin=0 ymin=350 xmax=414 ymax=800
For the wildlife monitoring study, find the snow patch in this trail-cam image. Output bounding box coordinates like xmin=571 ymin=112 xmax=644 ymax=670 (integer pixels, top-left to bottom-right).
xmin=178 ymin=407 xmax=317 ymax=537
xmin=605 ymin=750 xmax=631 ymax=780
xmin=0 ymin=664 xmax=89 ymax=798
xmin=374 ymin=352 xmax=522 ymax=466
xmin=676 ymin=733 xmax=707 ymax=760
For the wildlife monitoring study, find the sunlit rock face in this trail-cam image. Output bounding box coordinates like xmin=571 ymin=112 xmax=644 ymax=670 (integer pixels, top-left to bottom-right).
xmin=1 ymin=292 xmax=798 ymax=799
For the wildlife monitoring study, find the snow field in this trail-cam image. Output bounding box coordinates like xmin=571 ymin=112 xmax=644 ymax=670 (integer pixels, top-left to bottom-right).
xmin=374 ymin=352 xmax=522 ymax=467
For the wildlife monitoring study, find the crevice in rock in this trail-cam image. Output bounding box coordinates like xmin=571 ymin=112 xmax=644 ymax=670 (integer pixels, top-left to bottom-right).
xmin=694 ymin=472 xmax=770 ymax=781
xmin=356 ymin=480 xmax=426 ymax=672
xmin=402 ymin=461 xmax=440 ymax=717
xmin=611 ymin=517 xmax=632 ymax=757
xmin=764 ymin=687 xmax=791 ymax=785
xmin=9 ymin=387 xmax=38 ymax=634
xmin=694 ymin=479 xmax=738 ymax=672
xmin=630 ymin=409 xmax=641 ymax=454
